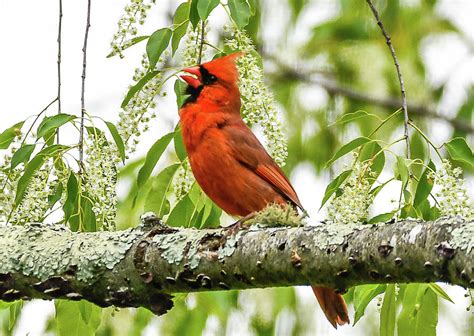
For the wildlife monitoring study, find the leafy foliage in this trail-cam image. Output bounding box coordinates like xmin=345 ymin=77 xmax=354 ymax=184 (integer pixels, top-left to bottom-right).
xmin=0 ymin=0 xmax=473 ymax=334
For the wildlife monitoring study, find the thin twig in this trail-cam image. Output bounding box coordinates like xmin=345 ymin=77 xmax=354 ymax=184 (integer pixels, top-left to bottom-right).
xmin=56 ymin=0 xmax=63 ymax=143
xmin=22 ymin=98 xmax=59 ymax=148
xmin=198 ymin=20 xmax=205 ymax=64
xmin=366 ymin=0 xmax=410 ymax=160
xmin=79 ymin=0 xmax=92 ymax=173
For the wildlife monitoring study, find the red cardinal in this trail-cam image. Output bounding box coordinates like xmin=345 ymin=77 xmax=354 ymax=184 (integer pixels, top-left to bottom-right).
xmin=179 ymin=53 xmax=349 ymax=328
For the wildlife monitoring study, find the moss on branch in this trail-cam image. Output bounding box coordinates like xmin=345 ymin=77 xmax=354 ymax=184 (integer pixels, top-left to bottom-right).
xmin=0 ymin=214 xmax=472 ymax=315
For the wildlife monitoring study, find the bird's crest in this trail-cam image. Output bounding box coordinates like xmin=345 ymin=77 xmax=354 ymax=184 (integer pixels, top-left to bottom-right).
xmin=200 ymin=52 xmax=244 ymax=84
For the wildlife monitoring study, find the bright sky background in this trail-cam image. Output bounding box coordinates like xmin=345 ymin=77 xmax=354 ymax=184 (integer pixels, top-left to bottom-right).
xmin=0 ymin=0 xmax=473 ymax=335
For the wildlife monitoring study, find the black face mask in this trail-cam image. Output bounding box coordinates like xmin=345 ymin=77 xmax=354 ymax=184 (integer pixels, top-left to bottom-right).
xmin=183 ymin=66 xmax=218 ymax=105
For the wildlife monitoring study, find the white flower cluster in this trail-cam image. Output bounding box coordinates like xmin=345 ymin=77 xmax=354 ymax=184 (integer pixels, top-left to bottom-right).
xmin=429 ymin=160 xmax=474 ymax=220
xmin=327 ymin=159 xmax=375 ymax=224
xmin=109 ymin=0 xmax=155 ymax=58
xmin=0 ymin=135 xmax=67 ymax=225
xmin=174 ymin=160 xmax=194 ymax=201
xmin=224 ymin=27 xmax=288 ymax=166
xmin=181 ymin=22 xmax=209 ymax=66
xmin=11 ymin=163 xmax=52 ymax=224
xmin=117 ymin=53 xmax=163 ymax=154
xmin=0 ymin=149 xmax=20 ymax=223
xmin=83 ymin=134 xmax=118 ymax=231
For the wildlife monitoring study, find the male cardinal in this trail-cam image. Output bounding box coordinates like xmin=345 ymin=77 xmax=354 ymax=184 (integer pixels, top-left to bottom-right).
xmin=179 ymin=53 xmax=349 ymax=328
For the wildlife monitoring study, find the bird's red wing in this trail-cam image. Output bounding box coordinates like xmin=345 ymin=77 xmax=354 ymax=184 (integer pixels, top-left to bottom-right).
xmin=254 ymin=164 xmax=304 ymax=211
xmin=223 ymin=122 xmax=304 ymax=211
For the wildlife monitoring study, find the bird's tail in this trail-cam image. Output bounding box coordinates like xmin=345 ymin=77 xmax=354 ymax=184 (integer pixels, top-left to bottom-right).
xmin=311 ymin=286 xmax=350 ymax=329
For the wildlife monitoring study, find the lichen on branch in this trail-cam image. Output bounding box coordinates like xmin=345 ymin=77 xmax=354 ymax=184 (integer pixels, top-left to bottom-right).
xmin=0 ymin=215 xmax=472 ymax=315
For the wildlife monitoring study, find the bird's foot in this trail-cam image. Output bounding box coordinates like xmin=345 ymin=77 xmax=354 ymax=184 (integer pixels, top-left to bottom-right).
xmin=222 ymin=212 xmax=256 ymax=235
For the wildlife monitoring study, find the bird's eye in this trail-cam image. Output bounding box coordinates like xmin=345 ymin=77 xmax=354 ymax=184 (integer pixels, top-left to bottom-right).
xmin=203 ymin=73 xmax=217 ymax=85
xmin=200 ymin=66 xmax=218 ymax=85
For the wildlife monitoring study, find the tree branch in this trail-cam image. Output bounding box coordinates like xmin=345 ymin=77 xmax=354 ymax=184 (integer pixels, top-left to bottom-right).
xmin=0 ymin=215 xmax=472 ymax=315
xmin=268 ymin=58 xmax=474 ymax=134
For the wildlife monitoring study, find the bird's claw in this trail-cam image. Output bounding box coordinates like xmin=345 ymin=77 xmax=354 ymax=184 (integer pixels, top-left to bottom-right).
xmin=222 ymin=212 xmax=256 ymax=235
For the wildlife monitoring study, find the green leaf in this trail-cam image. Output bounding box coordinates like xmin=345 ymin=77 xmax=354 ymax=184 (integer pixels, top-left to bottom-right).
xmin=11 ymin=144 xmax=35 ymax=169
xmin=320 ymin=169 xmax=352 ymax=209
xmin=428 ymin=205 xmax=440 ymax=220
xmin=189 ymin=0 xmax=200 ymax=28
xmin=325 ymin=137 xmax=372 ymax=167
xmin=81 ymin=196 xmax=97 ymax=232
xmin=444 ymin=137 xmax=474 ymax=167
xmin=353 ymin=284 xmax=386 ymax=324
xmin=37 ymin=113 xmax=75 ymax=139
xmin=368 ymin=212 xmax=395 ymax=224
xmin=197 ymin=195 xmax=221 ymax=228
xmin=398 ymin=284 xmax=420 ymax=335
xmin=197 ymin=0 xmax=219 ymax=20
xmin=188 ymin=183 xmax=205 ymax=211
xmin=415 ymin=286 xmax=438 ymax=336
xmin=55 ymin=300 xmax=100 ymax=336
xmin=202 ymin=202 xmax=222 ymax=228
xmin=63 ymin=172 xmax=79 ymax=229
xmin=417 ymin=199 xmax=431 ymax=220
xmin=9 ymin=301 xmax=23 ymax=331
xmin=172 ymin=3 xmax=190 ymax=54
xmin=413 ymin=161 xmax=435 ymax=209
xmin=428 ymin=283 xmax=454 ymax=303
xmin=85 ymin=126 xmax=105 ymax=138
xmin=174 ymin=130 xmax=187 ymax=161
xmin=167 ymin=195 xmax=195 ymax=227
xmin=186 ymin=184 xmax=216 ymax=228
xmin=130 ymin=308 xmax=154 ymax=335
xmin=136 ymin=132 xmax=174 ymax=191
xmin=48 ymin=181 xmax=63 ymax=208
xmin=201 ymin=196 xmax=213 ymax=225
xmin=106 ymin=35 xmax=149 ymax=57
xmin=0 ymin=121 xmax=24 ymax=149
xmin=228 ymin=0 xmax=252 ymax=28
xmin=105 ymin=121 xmax=126 ymax=163
xmin=121 ymin=70 xmax=160 ymax=108
xmin=78 ymin=300 xmax=101 ymax=329
xmin=189 ymin=206 xmax=206 ymax=228
xmin=63 ymin=182 xmax=98 ymax=232
xmin=15 ymin=145 xmax=68 ymax=206
xmin=247 ymin=0 xmax=257 ymax=14
xmin=380 ymin=284 xmax=396 ymax=336
xmin=398 ymin=284 xmax=438 ymax=336
xmin=174 ymin=79 xmax=188 ymax=109
xmin=146 ymin=28 xmax=172 ymax=70
xmin=144 ymin=163 xmax=180 ymax=217
xmin=396 ymin=155 xmax=409 ymax=187
xmin=359 ymin=142 xmax=385 ymax=182
xmin=332 ymin=110 xmax=380 ymax=126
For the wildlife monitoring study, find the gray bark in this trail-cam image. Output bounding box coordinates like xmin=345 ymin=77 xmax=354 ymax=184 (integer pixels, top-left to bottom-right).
xmin=0 ymin=214 xmax=472 ymax=315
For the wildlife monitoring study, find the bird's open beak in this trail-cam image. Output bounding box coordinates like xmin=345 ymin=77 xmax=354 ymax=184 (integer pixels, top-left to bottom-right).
xmin=180 ymin=66 xmax=202 ymax=89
